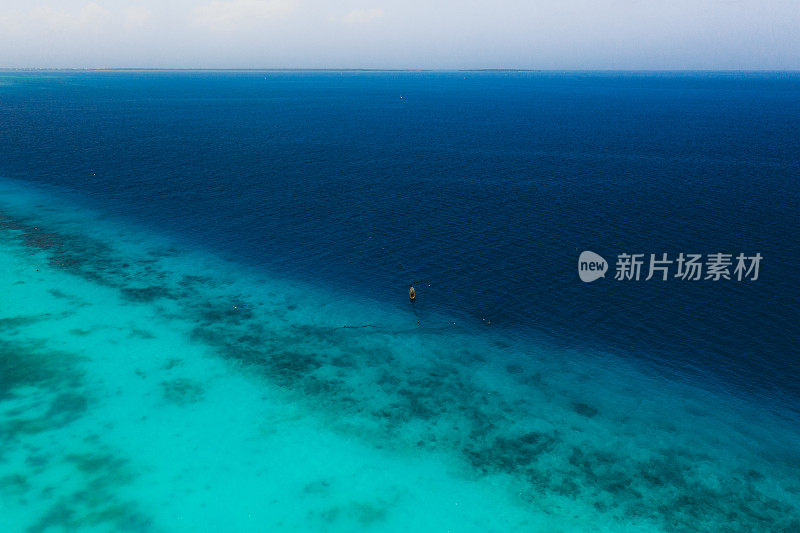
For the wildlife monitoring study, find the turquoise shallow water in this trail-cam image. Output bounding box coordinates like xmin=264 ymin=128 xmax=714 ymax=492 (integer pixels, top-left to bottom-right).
xmin=1 ymin=176 xmax=799 ymax=532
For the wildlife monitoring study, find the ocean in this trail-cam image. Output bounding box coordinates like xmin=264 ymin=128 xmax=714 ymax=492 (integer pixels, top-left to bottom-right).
xmin=1 ymin=71 xmax=798 ymax=531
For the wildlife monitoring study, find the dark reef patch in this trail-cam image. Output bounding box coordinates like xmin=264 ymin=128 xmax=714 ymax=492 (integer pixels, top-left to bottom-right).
xmin=0 ymin=333 xmax=151 ymax=531
xmin=505 ymin=363 xmax=523 ymax=375
xmin=0 ymin=315 xmax=50 ymax=333
xmin=464 ymin=431 xmax=558 ymax=474
xmin=0 ymin=340 xmax=82 ymax=401
xmin=162 ymin=358 xmax=183 ymax=370
xmin=161 ymin=378 xmax=205 ymax=405
xmin=0 ymin=345 xmax=88 ymax=440
xmin=572 ymin=402 xmax=599 ymax=418
xmin=178 ymin=274 xmax=214 ymax=289
xmin=47 ymin=288 xmax=70 ymax=299
xmin=0 ymin=473 xmax=29 ymax=495
xmin=129 ymin=328 xmax=156 ymax=339
xmin=121 ymin=286 xmax=176 ymax=303
xmin=26 ymin=450 xmax=150 ymax=533
xmin=316 ymin=501 xmax=390 ymax=528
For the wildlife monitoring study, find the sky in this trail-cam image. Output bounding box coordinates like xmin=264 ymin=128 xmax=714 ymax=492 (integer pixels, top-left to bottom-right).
xmin=0 ymin=1 xmax=798 ymax=69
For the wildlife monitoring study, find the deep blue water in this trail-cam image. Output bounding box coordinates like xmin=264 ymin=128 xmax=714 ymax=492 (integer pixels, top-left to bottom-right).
xmin=1 ymin=71 xmax=799 ymax=407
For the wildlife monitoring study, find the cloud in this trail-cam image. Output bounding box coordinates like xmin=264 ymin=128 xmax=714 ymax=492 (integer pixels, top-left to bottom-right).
xmin=1 ymin=0 xmax=799 ymax=69
xmin=123 ymin=6 xmax=153 ymax=29
xmin=9 ymin=3 xmax=112 ymax=33
xmin=342 ymin=8 xmax=384 ymax=25
xmin=191 ymin=0 xmax=296 ymax=31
